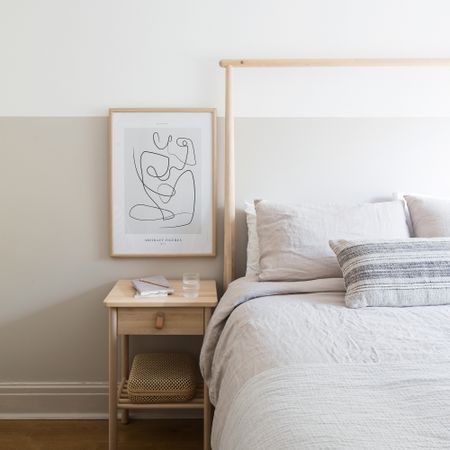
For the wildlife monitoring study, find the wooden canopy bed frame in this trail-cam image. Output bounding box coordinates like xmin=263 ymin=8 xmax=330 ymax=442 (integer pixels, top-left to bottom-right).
xmin=219 ymin=58 xmax=450 ymax=289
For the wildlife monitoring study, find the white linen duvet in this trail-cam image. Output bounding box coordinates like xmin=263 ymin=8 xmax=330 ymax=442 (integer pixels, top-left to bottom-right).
xmin=200 ymin=277 xmax=450 ymax=450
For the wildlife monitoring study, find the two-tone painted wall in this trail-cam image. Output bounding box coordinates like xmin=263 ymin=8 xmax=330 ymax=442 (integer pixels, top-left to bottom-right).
xmin=1 ymin=0 xmax=450 ymax=417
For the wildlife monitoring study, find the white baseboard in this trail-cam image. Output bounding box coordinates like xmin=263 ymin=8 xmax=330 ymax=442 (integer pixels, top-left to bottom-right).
xmin=0 ymin=382 xmax=201 ymax=419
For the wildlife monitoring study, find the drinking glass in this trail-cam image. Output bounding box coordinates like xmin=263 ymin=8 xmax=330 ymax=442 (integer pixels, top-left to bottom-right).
xmin=182 ymin=273 xmax=200 ymax=298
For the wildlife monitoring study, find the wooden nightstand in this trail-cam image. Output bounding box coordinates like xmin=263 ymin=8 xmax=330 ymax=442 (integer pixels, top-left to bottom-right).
xmin=103 ymin=279 xmax=218 ymax=450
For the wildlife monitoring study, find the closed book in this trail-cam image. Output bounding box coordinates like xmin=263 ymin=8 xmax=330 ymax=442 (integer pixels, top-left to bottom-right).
xmin=132 ymin=276 xmax=174 ymax=297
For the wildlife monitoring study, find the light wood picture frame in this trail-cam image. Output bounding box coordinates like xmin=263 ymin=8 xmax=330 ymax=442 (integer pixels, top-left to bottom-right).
xmin=109 ymin=108 xmax=216 ymax=257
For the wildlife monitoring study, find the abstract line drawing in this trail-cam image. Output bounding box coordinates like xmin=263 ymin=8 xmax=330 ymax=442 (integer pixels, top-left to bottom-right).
xmin=129 ymin=131 xmax=197 ymax=229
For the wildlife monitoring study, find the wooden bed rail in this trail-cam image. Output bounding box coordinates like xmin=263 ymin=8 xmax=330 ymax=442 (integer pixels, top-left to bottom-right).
xmin=220 ymin=58 xmax=450 ymax=289
xmin=219 ymin=58 xmax=450 ymax=68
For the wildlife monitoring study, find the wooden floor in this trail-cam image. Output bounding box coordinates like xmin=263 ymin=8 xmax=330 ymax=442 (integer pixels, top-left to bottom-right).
xmin=0 ymin=419 xmax=203 ymax=450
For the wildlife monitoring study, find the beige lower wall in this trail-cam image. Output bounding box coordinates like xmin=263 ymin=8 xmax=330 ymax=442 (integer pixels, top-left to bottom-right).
xmin=0 ymin=117 xmax=223 ymax=388
xmin=1 ymin=116 xmax=450 ymax=415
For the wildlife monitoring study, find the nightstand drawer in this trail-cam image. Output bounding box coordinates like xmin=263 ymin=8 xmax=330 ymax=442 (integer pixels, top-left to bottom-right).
xmin=117 ymin=307 xmax=204 ymax=335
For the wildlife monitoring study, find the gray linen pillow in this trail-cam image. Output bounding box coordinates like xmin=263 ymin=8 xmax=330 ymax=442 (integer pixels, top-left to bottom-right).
xmin=330 ymin=238 xmax=450 ymax=308
xmin=256 ymin=200 xmax=410 ymax=281
xmin=404 ymin=195 xmax=450 ymax=237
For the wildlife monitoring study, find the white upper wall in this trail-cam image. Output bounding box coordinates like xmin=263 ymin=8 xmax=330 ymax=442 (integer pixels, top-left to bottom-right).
xmin=1 ymin=0 xmax=450 ymax=117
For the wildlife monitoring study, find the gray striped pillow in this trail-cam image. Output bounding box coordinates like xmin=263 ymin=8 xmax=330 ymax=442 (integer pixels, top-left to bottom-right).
xmin=329 ymin=238 xmax=450 ymax=308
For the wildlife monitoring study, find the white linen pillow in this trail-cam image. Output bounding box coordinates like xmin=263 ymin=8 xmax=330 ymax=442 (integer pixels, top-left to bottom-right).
xmin=256 ymin=200 xmax=410 ymax=281
xmin=404 ymin=194 xmax=450 ymax=237
xmin=245 ymin=201 xmax=260 ymax=275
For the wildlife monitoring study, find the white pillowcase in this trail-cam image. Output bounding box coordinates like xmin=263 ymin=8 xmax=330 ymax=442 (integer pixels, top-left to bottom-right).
xmin=256 ymin=200 xmax=410 ymax=281
xmin=404 ymin=194 xmax=450 ymax=237
xmin=245 ymin=201 xmax=260 ymax=275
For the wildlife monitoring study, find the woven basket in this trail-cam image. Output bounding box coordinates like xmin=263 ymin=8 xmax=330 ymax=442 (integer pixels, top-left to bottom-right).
xmin=128 ymin=353 xmax=198 ymax=404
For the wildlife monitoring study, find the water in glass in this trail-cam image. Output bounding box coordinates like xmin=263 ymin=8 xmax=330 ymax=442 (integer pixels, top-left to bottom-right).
xmin=183 ymin=273 xmax=200 ymax=298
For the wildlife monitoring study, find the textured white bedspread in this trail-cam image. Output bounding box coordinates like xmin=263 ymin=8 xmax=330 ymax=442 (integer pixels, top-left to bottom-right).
xmin=219 ymin=363 xmax=450 ymax=450
xmin=200 ymin=277 xmax=450 ymax=449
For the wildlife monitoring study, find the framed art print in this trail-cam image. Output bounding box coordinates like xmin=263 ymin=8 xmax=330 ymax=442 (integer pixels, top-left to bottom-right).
xmin=109 ymin=108 xmax=216 ymax=256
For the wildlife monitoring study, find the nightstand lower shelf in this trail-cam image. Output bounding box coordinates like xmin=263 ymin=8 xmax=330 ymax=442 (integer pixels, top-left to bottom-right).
xmin=118 ymin=378 xmax=204 ymax=410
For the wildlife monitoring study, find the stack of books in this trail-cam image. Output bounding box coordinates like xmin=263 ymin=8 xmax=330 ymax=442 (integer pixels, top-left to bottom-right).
xmin=132 ymin=275 xmax=174 ymax=298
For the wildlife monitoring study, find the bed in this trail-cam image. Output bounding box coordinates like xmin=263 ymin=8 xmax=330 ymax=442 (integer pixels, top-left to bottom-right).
xmin=201 ymin=58 xmax=450 ymax=449
xmin=200 ymin=277 xmax=450 ymax=449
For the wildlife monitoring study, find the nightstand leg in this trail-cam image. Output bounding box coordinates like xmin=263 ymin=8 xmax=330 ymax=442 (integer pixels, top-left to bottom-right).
xmin=204 ymin=382 xmax=212 ymax=450
xmin=121 ymin=335 xmax=129 ymax=424
xmin=203 ymin=307 xmax=213 ymax=450
xmin=109 ymin=308 xmax=118 ymax=450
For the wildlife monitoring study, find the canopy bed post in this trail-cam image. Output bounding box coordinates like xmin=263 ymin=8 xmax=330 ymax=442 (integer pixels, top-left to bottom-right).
xmin=219 ymin=57 xmax=450 ymax=289
xmin=223 ymin=64 xmax=235 ymax=289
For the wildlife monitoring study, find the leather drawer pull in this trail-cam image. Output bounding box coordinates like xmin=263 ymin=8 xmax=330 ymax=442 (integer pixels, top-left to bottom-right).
xmin=155 ymin=312 xmax=165 ymax=329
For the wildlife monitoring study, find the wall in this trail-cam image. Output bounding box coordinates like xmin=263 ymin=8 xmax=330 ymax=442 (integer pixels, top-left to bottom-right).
xmin=233 ymin=118 xmax=450 ymax=275
xmin=2 ymin=0 xmax=450 ymax=117
xmin=1 ymin=0 xmax=450 ymax=417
